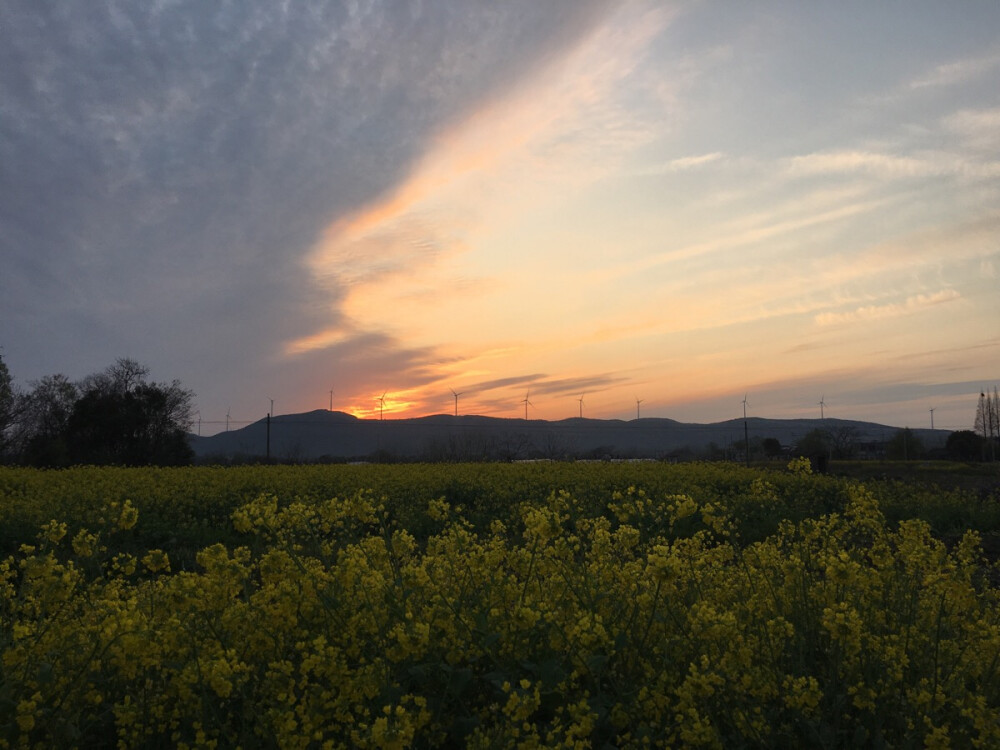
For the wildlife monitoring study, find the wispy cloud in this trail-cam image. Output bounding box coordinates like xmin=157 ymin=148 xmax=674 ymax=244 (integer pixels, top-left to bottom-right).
xmin=640 ymin=152 xmax=725 ymax=174
xmin=786 ymin=149 xmax=1000 ymax=180
xmin=611 ymin=193 xmax=890 ymax=281
xmin=814 ymin=289 xmax=961 ymax=327
xmin=944 ymin=107 xmax=1000 ymax=150
xmin=908 ymin=51 xmax=1000 ymax=89
xmin=522 ymin=374 xmax=629 ymax=398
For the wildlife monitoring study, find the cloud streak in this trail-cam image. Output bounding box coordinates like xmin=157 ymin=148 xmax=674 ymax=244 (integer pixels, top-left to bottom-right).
xmin=815 ymin=290 xmax=962 ymax=327
xmin=786 ymin=149 xmax=1000 ymax=180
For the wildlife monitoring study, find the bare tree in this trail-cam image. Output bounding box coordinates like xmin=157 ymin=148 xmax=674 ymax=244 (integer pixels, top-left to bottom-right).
xmin=81 ymin=357 xmax=149 ymax=397
xmin=975 ymin=387 xmax=999 ymax=461
xmin=830 ymin=425 xmax=861 ymax=459
xmin=12 ymin=374 xmax=78 ymax=464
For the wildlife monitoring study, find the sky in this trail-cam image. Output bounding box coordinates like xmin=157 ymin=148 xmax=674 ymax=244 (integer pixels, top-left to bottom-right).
xmin=2 ymin=1 xmax=998 ymax=435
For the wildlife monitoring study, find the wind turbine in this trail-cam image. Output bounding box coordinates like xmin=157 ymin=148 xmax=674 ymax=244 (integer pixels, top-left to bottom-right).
xmin=929 ymin=408 xmax=935 ymax=430
xmin=226 ymin=407 xmax=230 ymax=432
xmin=635 ymin=397 xmax=643 ymax=421
xmin=377 ymin=392 xmax=387 ymax=421
xmin=577 ymin=393 xmax=585 ymax=419
xmin=451 ymin=388 xmax=464 ymax=417
xmin=819 ymin=395 xmax=826 ymax=420
xmin=521 ymin=391 xmax=533 ymax=421
xmin=329 ymin=389 xmax=334 ymax=411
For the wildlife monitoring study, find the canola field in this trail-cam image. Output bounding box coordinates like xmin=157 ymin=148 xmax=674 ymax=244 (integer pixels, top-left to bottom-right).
xmin=2 ymin=460 xmax=1000 ymax=748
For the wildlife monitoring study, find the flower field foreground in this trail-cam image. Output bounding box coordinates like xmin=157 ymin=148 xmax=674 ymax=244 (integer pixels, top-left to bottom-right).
xmin=2 ymin=463 xmax=1000 ymax=748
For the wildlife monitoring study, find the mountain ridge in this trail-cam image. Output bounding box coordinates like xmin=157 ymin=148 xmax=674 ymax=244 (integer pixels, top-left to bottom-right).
xmin=188 ymin=409 xmax=948 ymax=461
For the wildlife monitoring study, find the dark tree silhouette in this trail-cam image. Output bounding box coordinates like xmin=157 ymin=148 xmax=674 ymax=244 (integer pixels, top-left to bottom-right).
xmin=0 ymin=352 xmax=14 ymax=459
xmin=795 ymin=429 xmax=832 ymax=472
xmin=63 ymin=359 xmax=194 ymax=466
xmin=795 ymin=429 xmax=830 ymax=458
xmin=974 ymin=388 xmax=999 ymax=461
xmin=886 ymin=428 xmax=924 ymax=461
xmin=946 ymin=430 xmax=985 ymax=462
xmin=11 ymin=358 xmax=194 ymax=467
xmin=16 ymin=374 xmax=78 ymax=466
xmin=830 ymin=426 xmax=861 ymax=459
xmin=762 ymin=437 xmax=782 ymax=458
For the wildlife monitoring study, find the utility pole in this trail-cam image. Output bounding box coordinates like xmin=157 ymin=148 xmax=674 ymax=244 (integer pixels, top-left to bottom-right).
xmin=743 ymin=395 xmax=750 ymax=467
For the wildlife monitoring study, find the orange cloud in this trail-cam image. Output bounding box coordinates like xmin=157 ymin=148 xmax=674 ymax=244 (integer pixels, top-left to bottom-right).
xmin=289 ymin=5 xmax=675 ymax=362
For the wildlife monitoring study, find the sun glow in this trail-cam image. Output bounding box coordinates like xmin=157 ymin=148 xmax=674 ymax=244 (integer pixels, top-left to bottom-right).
xmin=344 ymin=391 xmax=421 ymax=420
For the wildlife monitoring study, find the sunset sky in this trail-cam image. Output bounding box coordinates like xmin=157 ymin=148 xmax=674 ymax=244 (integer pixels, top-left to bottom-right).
xmin=3 ymin=1 xmax=998 ymax=434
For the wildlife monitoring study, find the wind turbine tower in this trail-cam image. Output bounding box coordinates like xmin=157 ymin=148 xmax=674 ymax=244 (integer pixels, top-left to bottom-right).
xmin=578 ymin=394 xmax=585 ymax=419
xmin=635 ymin=397 xmax=643 ymax=421
xmin=451 ymin=388 xmax=464 ymax=417
xmin=522 ymin=391 xmax=533 ymax=421
xmin=377 ymin=392 xmax=387 ymax=421
xmin=819 ymin=396 xmax=826 ymax=420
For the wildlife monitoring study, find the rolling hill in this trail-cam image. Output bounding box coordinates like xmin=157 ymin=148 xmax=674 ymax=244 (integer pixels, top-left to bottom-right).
xmin=188 ymin=409 xmax=948 ymax=462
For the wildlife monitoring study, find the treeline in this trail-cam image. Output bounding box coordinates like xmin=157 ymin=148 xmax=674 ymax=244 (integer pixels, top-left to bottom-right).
xmin=0 ymin=355 xmax=194 ymax=467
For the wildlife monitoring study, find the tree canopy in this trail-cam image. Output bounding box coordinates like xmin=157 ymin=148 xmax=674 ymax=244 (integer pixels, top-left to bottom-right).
xmin=9 ymin=358 xmax=194 ymax=467
xmin=946 ymin=430 xmax=985 ymax=462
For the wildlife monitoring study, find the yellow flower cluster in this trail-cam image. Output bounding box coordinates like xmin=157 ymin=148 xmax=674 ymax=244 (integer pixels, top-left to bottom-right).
xmin=1 ymin=464 xmax=999 ymax=747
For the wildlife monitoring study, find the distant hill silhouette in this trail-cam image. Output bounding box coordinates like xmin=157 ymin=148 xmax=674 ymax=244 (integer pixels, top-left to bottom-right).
xmin=188 ymin=409 xmax=947 ymax=462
